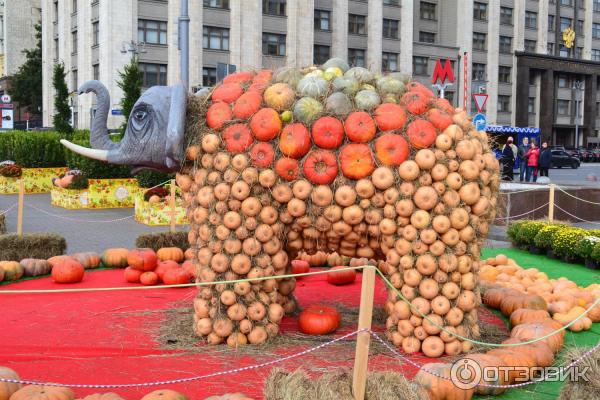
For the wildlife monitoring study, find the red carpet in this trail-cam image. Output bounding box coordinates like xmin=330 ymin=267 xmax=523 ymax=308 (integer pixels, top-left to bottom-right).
xmin=0 ymin=270 xmax=506 ymax=399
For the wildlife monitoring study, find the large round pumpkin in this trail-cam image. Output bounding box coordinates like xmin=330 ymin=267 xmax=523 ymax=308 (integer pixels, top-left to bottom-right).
xmin=0 ymin=366 xmax=21 ymax=400
xmin=293 ymin=97 xmax=323 ymax=124
xmin=223 ymin=124 xmax=254 ymax=153
xmin=211 ymin=82 xmax=244 ymax=103
xmin=339 ymin=144 xmax=375 ymax=180
xmin=51 ymin=258 xmax=84 ymax=284
xmin=140 ymin=389 xmax=188 ymax=400
xmin=344 ymin=112 xmax=376 ymax=143
xmin=163 ymin=268 xmax=191 ymax=286
xmin=71 ymin=252 xmax=101 ymax=269
xmin=10 ymin=385 xmax=75 ymax=400
xmin=156 ymin=247 xmax=184 ymax=263
xmin=20 ymin=259 xmax=52 ymax=277
xmin=206 ymin=102 xmax=232 ymax=130
xmin=124 ymin=266 xmax=143 ymax=283
xmin=155 ymin=260 xmax=180 ymax=281
xmin=233 ymin=91 xmax=262 ymax=120
xmin=263 ymin=83 xmax=295 ymax=111
xmin=0 ymin=261 xmax=24 ymax=281
xmin=414 ymin=362 xmax=474 ymax=400
xmin=250 ymin=108 xmax=282 ymax=141
xmin=326 ymin=266 xmax=357 ymax=286
xmin=406 ymin=119 xmax=437 ymax=149
xmin=374 ymin=103 xmax=407 ymax=131
xmin=311 ymin=116 xmax=344 ymax=149
xmin=101 ymin=248 xmax=129 ymax=269
xmin=298 ymin=305 xmax=340 ymax=335
xmin=302 ymin=150 xmax=338 ymax=185
xmin=127 ymin=248 xmax=158 ymax=272
xmin=279 ymin=123 xmax=311 ymax=159
xmin=374 ymin=133 xmax=409 ymax=166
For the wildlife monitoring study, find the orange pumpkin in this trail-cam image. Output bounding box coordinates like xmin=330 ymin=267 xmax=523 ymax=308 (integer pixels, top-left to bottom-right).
xmin=458 ymin=353 xmax=507 ymax=395
xmin=275 ymin=157 xmax=299 ymax=181
xmin=407 ymin=81 xmax=435 ymax=98
xmin=124 ymin=266 xmax=143 ymax=283
xmin=71 ymin=252 xmax=101 ymax=269
xmin=0 ymin=261 xmax=24 ymax=281
xmin=0 ymin=366 xmax=21 ymax=400
xmin=510 ymin=322 xmax=564 ymax=353
xmin=401 ymin=91 xmax=430 ymax=115
xmin=486 ymin=348 xmax=537 ymax=384
xmin=51 ymin=258 xmax=84 ymax=284
xmin=264 ymin=83 xmax=295 ymax=111
xmin=156 ymin=247 xmax=185 ymax=263
xmin=374 ymin=133 xmax=409 ymax=166
xmin=298 ymin=305 xmax=340 ymax=335
xmin=344 ymin=111 xmax=376 ymax=143
xmin=414 ymin=362 xmax=474 ymax=400
xmin=163 ymin=268 xmax=191 ymax=285
xmin=249 ymin=108 xmax=282 ymax=141
xmin=211 ymin=82 xmax=244 ymax=103
xmin=509 ymin=308 xmax=550 ymax=327
xmin=427 ymin=108 xmax=453 ymax=131
xmin=279 ymin=123 xmax=311 ymax=159
xmin=182 ymin=260 xmax=197 ymax=279
xmin=77 ymin=393 xmax=124 ymax=400
xmin=101 ymin=248 xmax=130 ymax=269
xmin=311 ymin=116 xmax=344 ymax=150
xmin=302 ymin=150 xmax=338 ymax=184
xmin=140 ymin=390 xmax=189 ymax=400
xmin=206 ymin=102 xmax=232 ymax=130
xmin=250 ymin=142 xmax=275 ymax=168
xmin=155 ymin=260 xmax=179 ymax=281
xmin=127 ymin=248 xmax=158 ymax=272
xmin=406 ymin=119 xmax=437 ymax=149
xmin=339 ymin=144 xmax=375 ymax=180
xmin=10 ymin=385 xmax=75 ymax=400
xmin=223 ymin=71 xmax=254 ymax=84
xmin=374 ymin=103 xmax=407 ymax=131
xmin=233 ymin=91 xmax=262 ymax=120
xmin=223 ymin=123 xmax=254 ymax=153
xmin=140 ymin=271 xmax=159 ymax=286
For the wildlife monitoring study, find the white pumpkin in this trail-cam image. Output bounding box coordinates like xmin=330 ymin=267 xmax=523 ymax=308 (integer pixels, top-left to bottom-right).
xmin=355 ymin=90 xmax=381 ymax=111
xmin=297 ymin=76 xmax=329 ymax=98
xmin=326 ymin=92 xmax=353 ymax=117
xmin=294 ymin=97 xmax=324 ymax=124
xmin=344 ymin=67 xmax=374 ymax=83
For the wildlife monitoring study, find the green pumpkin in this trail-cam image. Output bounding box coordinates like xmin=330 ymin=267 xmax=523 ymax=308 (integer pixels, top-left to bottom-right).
xmin=354 ymin=90 xmax=381 ymax=111
xmin=377 ymin=76 xmax=406 ymax=95
xmin=332 ymin=76 xmax=360 ymax=96
xmin=344 ymin=67 xmax=374 ymax=83
xmin=297 ymin=76 xmax=329 ymax=98
xmin=293 ymin=97 xmax=324 ymax=124
xmin=325 ymin=92 xmax=353 ymax=117
xmin=20 ymin=259 xmax=52 ymax=277
xmin=0 ymin=261 xmax=24 ymax=281
xmin=322 ymin=57 xmax=350 ymax=72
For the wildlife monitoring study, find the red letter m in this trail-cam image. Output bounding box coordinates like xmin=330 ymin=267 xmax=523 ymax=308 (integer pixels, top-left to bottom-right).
xmin=431 ymin=59 xmax=455 ymax=84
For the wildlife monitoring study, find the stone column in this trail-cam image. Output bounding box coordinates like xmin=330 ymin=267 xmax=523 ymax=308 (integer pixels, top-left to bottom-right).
xmin=584 ymin=74 xmax=596 ymax=145
xmin=287 ymin=0 xmax=314 ymax=68
xmin=486 ymin=0 xmax=500 ymax=124
xmin=41 ymin=0 xmax=54 ymax=126
xmin=583 ymin=0 xmax=593 ymax=60
xmin=537 ymin=0 xmax=549 ymax=54
xmin=456 ymin=0 xmax=474 ymax=110
xmin=331 ymin=0 xmax=348 ymax=62
xmin=511 ymin=0 xmax=525 ymax=125
xmin=230 ymin=0 xmax=262 ymax=70
xmin=167 ymin=0 xmax=181 ymax=86
xmin=367 ymin=0 xmax=382 ymax=72
xmin=515 ymin=64 xmax=530 ymax=128
xmin=540 ymin=69 xmax=555 ymax=144
xmin=399 ymin=0 xmax=413 ymax=75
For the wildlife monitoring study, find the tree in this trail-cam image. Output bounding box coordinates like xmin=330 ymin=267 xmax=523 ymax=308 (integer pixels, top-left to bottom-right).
xmin=11 ymin=24 xmax=42 ymax=116
xmin=117 ymin=56 xmax=143 ymax=126
xmin=52 ymin=62 xmax=73 ymax=135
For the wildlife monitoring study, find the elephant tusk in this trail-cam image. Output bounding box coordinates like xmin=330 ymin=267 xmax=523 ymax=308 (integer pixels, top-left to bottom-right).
xmin=60 ymin=139 xmax=109 ymax=161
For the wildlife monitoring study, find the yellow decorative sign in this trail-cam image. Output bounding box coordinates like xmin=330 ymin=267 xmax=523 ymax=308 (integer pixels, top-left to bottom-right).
xmin=0 ymin=167 xmax=68 ymax=194
xmin=134 ymin=192 xmax=188 ymax=226
xmin=51 ymin=187 xmax=89 ymax=209
xmin=51 ymin=178 xmax=139 ymax=209
xmin=563 ymin=27 xmax=575 ymax=49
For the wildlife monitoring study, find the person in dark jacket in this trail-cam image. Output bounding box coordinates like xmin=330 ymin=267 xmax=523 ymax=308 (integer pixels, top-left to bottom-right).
xmin=501 ymin=138 xmax=516 ymax=181
xmin=538 ymin=141 xmax=552 ymax=177
xmin=517 ymin=137 xmax=530 ymax=182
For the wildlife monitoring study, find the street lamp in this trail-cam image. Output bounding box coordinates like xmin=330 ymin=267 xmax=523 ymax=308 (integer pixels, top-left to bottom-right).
xmin=573 ymin=80 xmax=584 ymax=148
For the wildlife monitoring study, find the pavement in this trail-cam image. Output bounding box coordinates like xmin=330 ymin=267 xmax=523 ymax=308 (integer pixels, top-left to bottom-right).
xmin=514 ymin=162 xmax=600 ymax=187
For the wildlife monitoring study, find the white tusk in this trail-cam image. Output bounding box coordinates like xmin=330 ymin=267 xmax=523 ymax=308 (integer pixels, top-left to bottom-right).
xmin=60 ymin=139 xmax=109 ymax=161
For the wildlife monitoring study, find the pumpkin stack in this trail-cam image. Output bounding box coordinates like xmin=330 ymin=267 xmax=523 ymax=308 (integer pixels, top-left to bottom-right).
xmin=177 ymin=57 xmax=499 ymax=349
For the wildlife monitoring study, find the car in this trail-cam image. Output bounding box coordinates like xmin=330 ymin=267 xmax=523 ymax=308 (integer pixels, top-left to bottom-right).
xmin=550 ymin=150 xmax=580 ymax=169
xmin=590 ymin=148 xmax=600 ymax=162
xmin=576 ymin=147 xmax=594 ymax=162
xmin=564 ymin=147 xmax=583 ymax=160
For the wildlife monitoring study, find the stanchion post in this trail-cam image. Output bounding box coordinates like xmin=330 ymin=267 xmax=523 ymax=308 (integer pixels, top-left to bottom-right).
xmin=352 ymin=266 xmax=376 ymax=400
xmin=169 ymin=180 xmax=177 ymax=233
xmin=548 ymin=184 xmax=555 ymax=223
xmin=17 ymin=179 xmax=24 ymax=236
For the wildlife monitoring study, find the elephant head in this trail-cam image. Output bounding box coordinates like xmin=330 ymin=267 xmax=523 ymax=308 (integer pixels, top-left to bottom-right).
xmin=60 ymin=80 xmax=187 ymax=172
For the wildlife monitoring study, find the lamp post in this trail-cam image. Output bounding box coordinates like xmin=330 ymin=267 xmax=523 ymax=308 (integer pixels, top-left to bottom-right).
xmin=573 ymin=80 xmax=584 ymax=148
xmin=179 ymin=0 xmax=190 ymax=89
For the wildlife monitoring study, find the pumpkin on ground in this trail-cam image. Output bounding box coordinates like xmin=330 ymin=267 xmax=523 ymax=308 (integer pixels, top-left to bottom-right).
xmin=127 ymin=248 xmax=158 ymax=272
xmin=163 ymin=268 xmax=191 ymax=286
xmin=140 ymin=389 xmax=189 ymax=400
xmin=298 ymin=305 xmax=340 ymax=335
xmin=9 ymin=385 xmax=75 ymax=400
xmin=0 ymin=366 xmax=21 ymax=400
xmin=124 ymin=267 xmax=143 ymax=283
xmin=291 ymin=259 xmax=310 ymax=275
xmin=203 ymin=394 xmax=253 ymax=400
xmin=140 ymin=271 xmax=159 ymax=286
xmin=51 ymin=258 xmax=85 ymax=284
xmin=71 ymin=252 xmax=101 ymax=269
xmin=20 ymin=259 xmax=52 ymax=277
xmin=101 ymin=248 xmax=129 ymax=268
xmin=326 ymin=266 xmax=357 ymax=286
xmin=414 ymin=363 xmax=474 ymax=400
xmin=76 ymin=394 xmax=124 ymax=400
xmin=0 ymin=261 xmax=24 ymax=281
xmin=157 ymin=247 xmax=185 ymax=263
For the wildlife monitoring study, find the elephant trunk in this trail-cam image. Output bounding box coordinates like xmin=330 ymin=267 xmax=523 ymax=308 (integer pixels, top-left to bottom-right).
xmin=79 ymin=80 xmax=118 ymax=151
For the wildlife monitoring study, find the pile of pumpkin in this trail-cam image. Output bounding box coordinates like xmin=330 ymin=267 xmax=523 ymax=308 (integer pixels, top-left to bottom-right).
xmin=176 ymin=57 xmax=500 ymax=351
xmin=0 ymin=375 xmax=253 ymax=400
xmin=480 ymin=254 xmax=600 ymax=332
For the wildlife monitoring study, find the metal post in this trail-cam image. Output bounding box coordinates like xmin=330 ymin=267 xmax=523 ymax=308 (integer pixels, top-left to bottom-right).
xmin=179 ymin=0 xmax=190 ymax=89
xmin=573 ymin=80 xmax=583 ymax=148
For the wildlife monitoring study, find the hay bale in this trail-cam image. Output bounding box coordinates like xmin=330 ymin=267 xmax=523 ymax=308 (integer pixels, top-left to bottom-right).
xmin=264 ymin=368 xmax=425 ymax=400
xmin=0 ymin=213 xmax=5 ymax=234
xmin=0 ymin=233 xmax=66 ymax=261
xmin=135 ymin=231 xmax=189 ymax=251
xmin=558 ymin=346 xmax=600 ymax=400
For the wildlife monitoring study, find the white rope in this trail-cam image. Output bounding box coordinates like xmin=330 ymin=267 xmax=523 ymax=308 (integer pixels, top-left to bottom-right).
xmin=499 ymin=187 xmax=546 ymax=195
xmin=145 ymin=179 xmax=175 ymax=191
xmin=556 ymin=186 xmax=600 ymax=206
xmin=494 ymin=202 xmax=549 ymax=221
xmin=0 ymin=203 xmax=17 ymax=216
xmin=553 ymin=204 xmax=600 ymax=226
xmin=25 ymin=204 xmax=134 ymax=224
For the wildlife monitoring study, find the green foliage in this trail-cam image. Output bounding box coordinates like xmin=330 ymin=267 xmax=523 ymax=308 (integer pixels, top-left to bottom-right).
xmin=134 ymin=170 xmax=174 ymax=189
xmin=0 ymin=214 xmax=5 ymax=235
xmin=10 ymin=24 xmax=42 ymax=116
xmin=551 ymin=227 xmax=586 ymax=258
xmin=64 ymin=131 xmax=130 ymax=180
xmin=0 ymin=233 xmax=66 ymax=261
xmin=515 ymin=221 xmax=547 ymax=246
xmin=534 ymin=224 xmax=564 ymax=250
xmin=575 ymin=236 xmax=600 ymax=259
xmin=117 ymin=56 xmax=143 ymax=130
xmin=507 ymin=221 xmax=529 ymax=244
xmin=0 ymin=130 xmax=66 ymax=167
xmin=52 ymin=63 xmax=73 ymax=135
xmin=591 ymin=242 xmax=600 ymax=262
xmin=68 ymin=174 xmax=89 ymax=190
xmin=136 ymin=231 xmax=189 ymax=252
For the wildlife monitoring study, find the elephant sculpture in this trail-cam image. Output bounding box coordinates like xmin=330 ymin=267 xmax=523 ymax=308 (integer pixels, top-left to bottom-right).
xmin=62 ymin=58 xmax=500 ymax=353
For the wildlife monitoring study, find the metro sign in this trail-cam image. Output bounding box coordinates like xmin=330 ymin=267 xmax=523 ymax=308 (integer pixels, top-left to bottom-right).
xmin=431 ymin=59 xmax=455 ymax=99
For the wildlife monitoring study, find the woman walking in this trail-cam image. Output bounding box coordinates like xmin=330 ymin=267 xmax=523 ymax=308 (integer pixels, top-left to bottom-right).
xmin=525 ymin=142 xmax=540 ymax=182
xmin=501 ymin=138 xmax=516 ymax=181
xmin=538 ymin=142 xmax=551 ymax=178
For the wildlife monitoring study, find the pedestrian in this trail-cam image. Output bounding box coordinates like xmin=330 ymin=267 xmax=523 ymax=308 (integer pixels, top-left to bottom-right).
xmin=517 ymin=137 xmax=530 ymax=182
xmin=538 ymin=141 xmax=551 ymax=177
xmin=525 ymin=141 xmax=540 ymax=182
xmin=501 ymin=138 xmax=516 ymax=181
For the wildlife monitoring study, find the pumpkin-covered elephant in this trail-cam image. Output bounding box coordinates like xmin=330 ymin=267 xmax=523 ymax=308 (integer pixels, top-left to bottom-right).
xmin=62 ymin=58 xmax=499 ymax=354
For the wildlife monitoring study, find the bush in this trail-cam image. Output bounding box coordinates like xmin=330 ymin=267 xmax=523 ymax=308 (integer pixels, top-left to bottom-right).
xmin=534 ymin=225 xmax=564 ymax=250
xmin=134 ymin=170 xmax=174 ymax=189
xmin=0 ymin=214 xmax=5 ymax=234
xmin=591 ymin=242 xmax=600 ymax=262
xmin=515 ymin=221 xmax=547 ymax=246
xmin=135 ymin=231 xmax=189 ymax=252
xmin=64 ymin=131 xmax=131 ymax=180
xmin=0 ymin=233 xmax=66 ymax=261
xmin=507 ymin=221 xmax=529 ymax=245
xmin=575 ymin=236 xmax=600 ymax=259
xmin=0 ymin=131 xmax=66 ymax=167
xmin=551 ymin=227 xmax=586 ymax=258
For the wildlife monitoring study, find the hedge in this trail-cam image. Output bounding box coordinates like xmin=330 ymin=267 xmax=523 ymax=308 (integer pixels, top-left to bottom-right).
xmin=0 ymin=214 xmax=5 ymax=235
xmin=134 ymin=170 xmax=175 ymax=189
xmin=0 ymin=131 xmax=66 ymax=167
xmin=0 ymin=233 xmax=66 ymax=261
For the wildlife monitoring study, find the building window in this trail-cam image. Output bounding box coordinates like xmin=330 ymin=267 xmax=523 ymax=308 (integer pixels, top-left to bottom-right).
xmin=473 ymin=32 xmax=487 ymax=50
xmin=525 ymin=39 xmax=537 ymax=52
xmin=561 ymin=0 xmax=573 ymax=5
xmin=525 ymin=11 xmax=537 ymax=29
xmin=500 ymin=7 xmax=513 ymax=25
xmin=419 ymin=31 xmax=435 ymax=43
xmin=139 ymin=63 xmax=167 ymax=87
xmin=72 ymin=0 xmax=77 ymax=13
xmin=592 ymin=49 xmax=600 ymax=61
xmin=549 ymin=15 xmax=555 ymax=31
xmin=382 ymin=52 xmax=398 ymax=71
xmin=529 ymin=69 xmax=537 ymax=85
xmin=499 ymin=36 xmax=512 ymax=53
xmin=561 ymin=17 xmax=572 ymax=32
xmin=547 ymin=42 xmax=555 ymax=54
xmin=383 ymin=19 xmax=399 ymax=39
xmin=383 ymin=0 xmax=399 ymax=5
xmin=595 ymin=0 xmax=600 ymax=12
xmin=576 ymin=47 xmax=583 ymax=58
xmin=203 ymin=67 xmax=217 ymax=87
xmin=498 ymin=95 xmax=511 ymax=113
xmin=498 ymin=66 xmax=511 ymax=83
xmin=349 ymin=14 xmax=366 ymax=35
xmin=420 ymin=2 xmax=437 ymax=20
xmin=263 ymin=0 xmax=286 ymax=16
xmin=138 ymin=20 xmax=167 ymax=45
xmin=92 ymin=22 xmax=99 ymax=46
xmin=594 ymin=23 xmax=600 ymax=38
xmin=558 ymin=74 xmax=569 ymax=87
xmin=348 ymin=48 xmax=365 ymax=67
xmin=472 ymin=63 xmax=486 ymax=81
xmin=313 ymin=45 xmax=330 ymax=64
xmin=314 ymin=10 xmax=330 ymax=31
xmin=54 ymin=39 xmax=59 ymax=60
xmin=204 ymin=0 xmax=229 ymax=8
xmin=93 ymin=64 xmax=99 ymax=80
xmin=203 ymin=26 xmax=230 ymax=50
xmin=473 ymin=2 xmax=487 ymax=21
xmin=528 ymin=97 xmax=535 ymax=113
xmin=72 ymin=69 xmax=78 ymax=91
xmin=413 ymin=56 xmax=429 ymax=75
xmin=262 ymin=33 xmax=286 ymax=56
xmin=560 ymin=46 xmax=570 ymax=57
xmin=557 ymin=100 xmax=570 ymax=115
xmin=72 ymin=31 xmax=77 ymax=54
xmin=577 ymin=19 xmax=584 ymax=33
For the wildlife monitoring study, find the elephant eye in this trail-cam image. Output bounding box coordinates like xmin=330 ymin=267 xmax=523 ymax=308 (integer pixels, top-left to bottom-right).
xmin=134 ymin=110 xmax=148 ymax=121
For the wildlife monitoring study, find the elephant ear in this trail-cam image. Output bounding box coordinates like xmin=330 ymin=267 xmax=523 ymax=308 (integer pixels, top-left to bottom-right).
xmin=165 ymin=82 xmax=187 ymax=170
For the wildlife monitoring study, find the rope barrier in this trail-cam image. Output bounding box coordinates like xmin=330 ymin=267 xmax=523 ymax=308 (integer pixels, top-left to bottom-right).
xmin=494 ymin=202 xmax=549 ymax=221
xmin=499 ymin=187 xmax=547 ymax=195
xmin=0 ymin=203 xmax=17 ymax=216
xmin=553 ymin=205 xmax=600 ymax=226
xmin=556 ymin=186 xmax=600 ymax=206
xmin=24 ymin=204 xmax=135 ymax=224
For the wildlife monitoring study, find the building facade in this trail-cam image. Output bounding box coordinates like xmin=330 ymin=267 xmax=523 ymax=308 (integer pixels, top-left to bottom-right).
xmin=1 ymin=0 xmax=41 ymax=78
xmin=41 ymin=0 xmax=600 ymax=146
